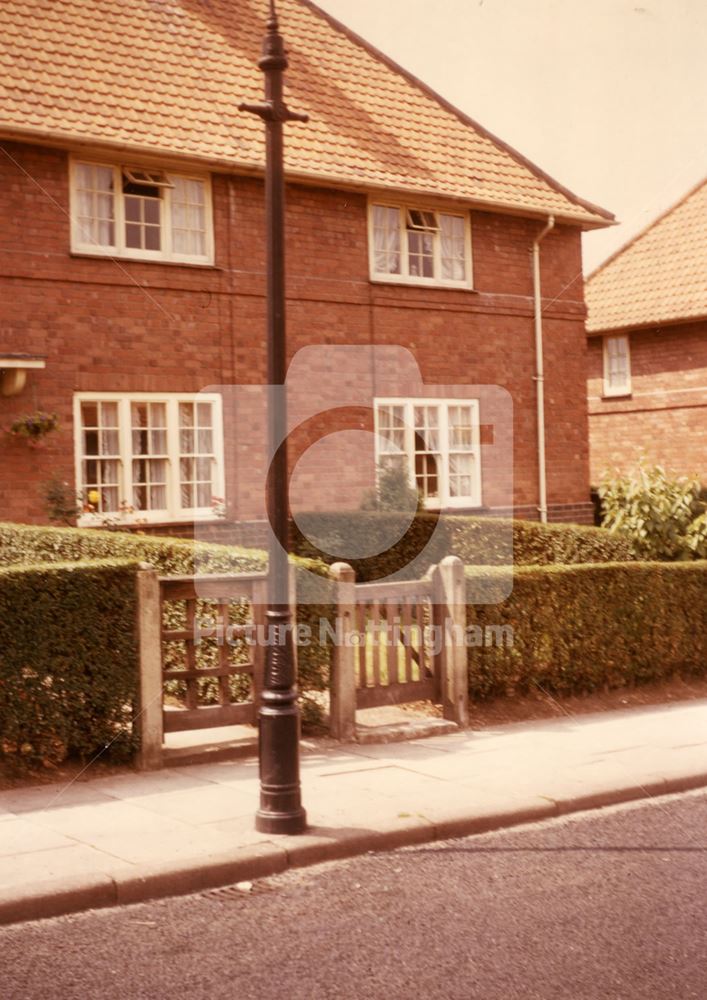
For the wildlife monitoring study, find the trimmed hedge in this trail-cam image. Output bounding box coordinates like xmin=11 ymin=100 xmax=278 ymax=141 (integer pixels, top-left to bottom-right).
xmin=0 ymin=523 xmax=334 ymax=704
xmin=465 ymin=560 xmax=707 ymax=700
xmin=291 ymin=512 xmax=634 ymax=581
xmin=0 ymin=522 xmax=265 ymax=575
xmin=0 ymin=559 xmax=140 ymax=765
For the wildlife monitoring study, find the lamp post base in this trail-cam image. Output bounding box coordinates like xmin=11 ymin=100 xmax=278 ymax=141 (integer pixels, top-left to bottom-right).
xmin=255 ymin=806 xmax=307 ymax=835
xmin=255 ymin=691 xmax=307 ymax=835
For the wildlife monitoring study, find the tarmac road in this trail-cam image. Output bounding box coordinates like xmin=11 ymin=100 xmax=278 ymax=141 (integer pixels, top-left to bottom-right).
xmin=3 ymin=789 xmax=707 ymax=1000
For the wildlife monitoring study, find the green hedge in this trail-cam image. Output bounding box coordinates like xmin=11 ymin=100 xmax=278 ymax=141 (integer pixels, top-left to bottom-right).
xmin=0 ymin=522 xmax=334 ymax=704
xmin=291 ymin=512 xmax=634 ymax=581
xmin=0 ymin=559 xmax=140 ymax=766
xmin=0 ymin=522 xmax=265 ymax=575
xmin=465 ymin=560 xmax=707 ymax=700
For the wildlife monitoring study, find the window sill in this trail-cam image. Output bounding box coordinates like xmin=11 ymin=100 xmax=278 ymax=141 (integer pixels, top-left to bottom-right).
xmin=78 ymin=514 xmax=224 ymax=529
xmin=70 ymin=251 xmax=220 ymax=271
xmin=370 ymin=276 xmax=476 ymax=292
xmin=601 ymin=391 xmax=632 ymax=401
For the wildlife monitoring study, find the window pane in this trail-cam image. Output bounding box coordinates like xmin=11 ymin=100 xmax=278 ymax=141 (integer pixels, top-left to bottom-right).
xmin=81 ymin=402 xmax=98 ymax=427
xmin=448 ymin=405 xmax=473 ymax=449
xmin=144 ymin=199 xmax=160 ymax=225
xmin=449 ymin=453 xmax=473 ymax=498
xmin=124 ymin=191 xmax=161 ymax=251
xmin=74 ymin=164 xmax=115 ymax=249
xmin=372 ymin=205 xmax=401 ymax=274
xmin=125 ymin=197 xmax=141 ymax=223
xmin=413 ymin=405 xmax=440 ymax=499
xmin=407 ymin=230 xmax=434 ymax=279
xmin=377 ymin=404 xmax=406 ymax=453
xmin=171 ymin=177 xmax=207 ymax=258
xmin=125 ymin=223 xmax=141 ymax=248
xmin=145 ymin=226 xmax=161 ymax=251
xmin=440 ymin=214 xmax=466 ymax=281
xmin=79 ymin=417 xmax=120 ymax=512
xmin=100 ymin=402 xmax=118 ymax=427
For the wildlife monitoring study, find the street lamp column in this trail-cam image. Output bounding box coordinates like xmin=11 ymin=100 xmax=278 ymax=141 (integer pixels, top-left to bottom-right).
xmin=240 ymin=1 xmax=308 ymax=835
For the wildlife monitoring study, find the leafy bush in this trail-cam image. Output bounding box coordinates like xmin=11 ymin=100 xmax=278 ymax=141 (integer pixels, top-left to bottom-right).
xmin=360 ymin=462 xmax=421 ymax=513
xmin=0 ymin=559 xmax=139 ymax=766
xmin=291 ymin=512 xmax=634 ymax=581
xmin=465 ymin=560 xmax=707 ymax=700
xmin=598 ymin=464 xmax=707 ymax=560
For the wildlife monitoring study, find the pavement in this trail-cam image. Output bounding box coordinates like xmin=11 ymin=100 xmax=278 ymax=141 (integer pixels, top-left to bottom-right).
xmin=1 ymin=698 xmax=706 ymax=926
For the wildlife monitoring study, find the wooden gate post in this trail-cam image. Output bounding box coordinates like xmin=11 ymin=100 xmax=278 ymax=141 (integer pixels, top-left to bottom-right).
xmin=434 ymin=555 xmax=469 ymax=728
xmin=136 ymin=564 xmax=164 ymax=770
xmin=329 ymin=562 xmax=357 ymax=741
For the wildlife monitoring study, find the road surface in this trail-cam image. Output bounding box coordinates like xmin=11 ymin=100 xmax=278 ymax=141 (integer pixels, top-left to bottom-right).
xmin=3 ymin=789 xmax=707 ymax=999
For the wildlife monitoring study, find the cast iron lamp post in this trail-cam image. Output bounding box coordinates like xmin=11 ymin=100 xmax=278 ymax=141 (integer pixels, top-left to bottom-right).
xmin=239 ymin=0 xmax=308 ymax=834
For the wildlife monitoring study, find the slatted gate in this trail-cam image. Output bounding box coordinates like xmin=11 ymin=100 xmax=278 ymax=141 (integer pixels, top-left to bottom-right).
xmin=353 ymin=577 xmax=441 ymax=709
xmin=159 ymin=573 xmax=267 ymax=733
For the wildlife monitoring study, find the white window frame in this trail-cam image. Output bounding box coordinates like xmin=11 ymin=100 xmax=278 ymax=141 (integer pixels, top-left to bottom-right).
xmin=368 ymin=199 xmax=473 ymax=290
xmin=69 ymin=159 xmax=215 ymax=265
xmin=603 ymin=334 xmax=632 ymax=397
xmin=374 ymin=398 xmax=482 ymax=509
xmin=74 ymin=392 xmax=225 ymax=526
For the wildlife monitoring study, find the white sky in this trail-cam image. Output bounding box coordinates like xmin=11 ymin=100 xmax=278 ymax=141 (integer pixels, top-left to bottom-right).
xmin=314 ymin=0 xmax=707 ymax=273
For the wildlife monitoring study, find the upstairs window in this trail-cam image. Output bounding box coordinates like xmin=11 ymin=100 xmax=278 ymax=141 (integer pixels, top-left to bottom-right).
xmin=375 ymin=398 xmax=481 ymax=509
xmin=70 ymin=161 xmax=213 ymax=264
xmin=603 ymin=334 xmax=631 ymax=396
xmin=369 ymin=203 xmax=472 ymax=288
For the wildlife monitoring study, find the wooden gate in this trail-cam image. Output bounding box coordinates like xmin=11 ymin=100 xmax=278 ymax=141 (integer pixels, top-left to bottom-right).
xmin=352 ymin=578 xmax=439 ymax=709
xmin=159 ymin=573 xmax=268 ymax=734
xmin=329 ymin=557 xmax=468 ymax=740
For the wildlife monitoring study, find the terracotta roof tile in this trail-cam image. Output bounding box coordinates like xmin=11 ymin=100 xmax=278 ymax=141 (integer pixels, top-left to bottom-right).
xmin=0 ymin=0 xmax=613 ymax=226
xmin=586 ymin=178 xmax=707 ymax=332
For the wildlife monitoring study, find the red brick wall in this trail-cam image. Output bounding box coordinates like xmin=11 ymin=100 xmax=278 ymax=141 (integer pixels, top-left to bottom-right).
xmin=0 ymin=140 xmax=593 ymax=528
xmin=587 ymin=321 xmax=707 ymax=484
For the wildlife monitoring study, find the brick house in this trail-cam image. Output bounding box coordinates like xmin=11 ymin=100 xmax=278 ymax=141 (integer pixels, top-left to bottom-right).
xmin=586 ymin=178 xmax=707 ymax=485
xmin=0 ymin=0 xmax=613 ymax=537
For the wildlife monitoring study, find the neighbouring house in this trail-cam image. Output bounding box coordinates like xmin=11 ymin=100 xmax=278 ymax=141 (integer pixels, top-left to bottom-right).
xmin=586 ymin=177 xmax=707 ymax=486
xmin=0 ymin=0 xmax=614 ymax=538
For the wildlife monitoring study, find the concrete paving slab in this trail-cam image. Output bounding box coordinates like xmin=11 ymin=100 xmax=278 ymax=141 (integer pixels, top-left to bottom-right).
xmin=0 ymin=818 xmax=77 ymax=857
xmin=27 ymin=799 xmax=209 ymax=843
xmin=0 ymin=782 xmax=117 ymax=815
xmin=0 ymin=843 xmax=131 ymax=890
xmin=111 ymin=784 xmax=256 ymax=826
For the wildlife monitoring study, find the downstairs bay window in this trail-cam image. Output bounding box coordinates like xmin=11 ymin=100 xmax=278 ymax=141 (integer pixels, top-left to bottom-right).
xmin=374 ymin=399 xmax=481 ymax=509
xmin=74 ymin=393 xmax=224 ymax=524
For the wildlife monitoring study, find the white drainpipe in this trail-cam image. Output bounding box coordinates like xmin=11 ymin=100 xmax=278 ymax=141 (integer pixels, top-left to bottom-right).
xmin=532 ymin=215 xmax=555 ymax=524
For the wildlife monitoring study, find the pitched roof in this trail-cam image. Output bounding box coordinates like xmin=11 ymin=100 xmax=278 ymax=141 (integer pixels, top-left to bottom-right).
xmin=586 ymin=177 xmax=707 ymax=332
xmin=0 ymin=0 xmax=613 ymax=228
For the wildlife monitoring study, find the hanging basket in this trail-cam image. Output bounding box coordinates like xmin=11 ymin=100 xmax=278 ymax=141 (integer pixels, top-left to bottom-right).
xmin=8 ymin=411 xmax=59 ymax=446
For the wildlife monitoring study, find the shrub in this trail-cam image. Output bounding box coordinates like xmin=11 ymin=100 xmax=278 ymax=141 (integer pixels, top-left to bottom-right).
xmin=291 ymin=511 xmax=634 ymax=581
xmin=0 ymin=522 xmax=333 ymax=702
xmin=465 ymin=560 xmax=707 ymax=700
xmin=0 ymin=522 xmax=265 ymax=575
xmin=598 ymin=464 xmax=707 ymax=560
xmin=0 ymin=559 xmax=140 ymax=766
xmin=359 ymin=462 xmax=421 ymax=513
